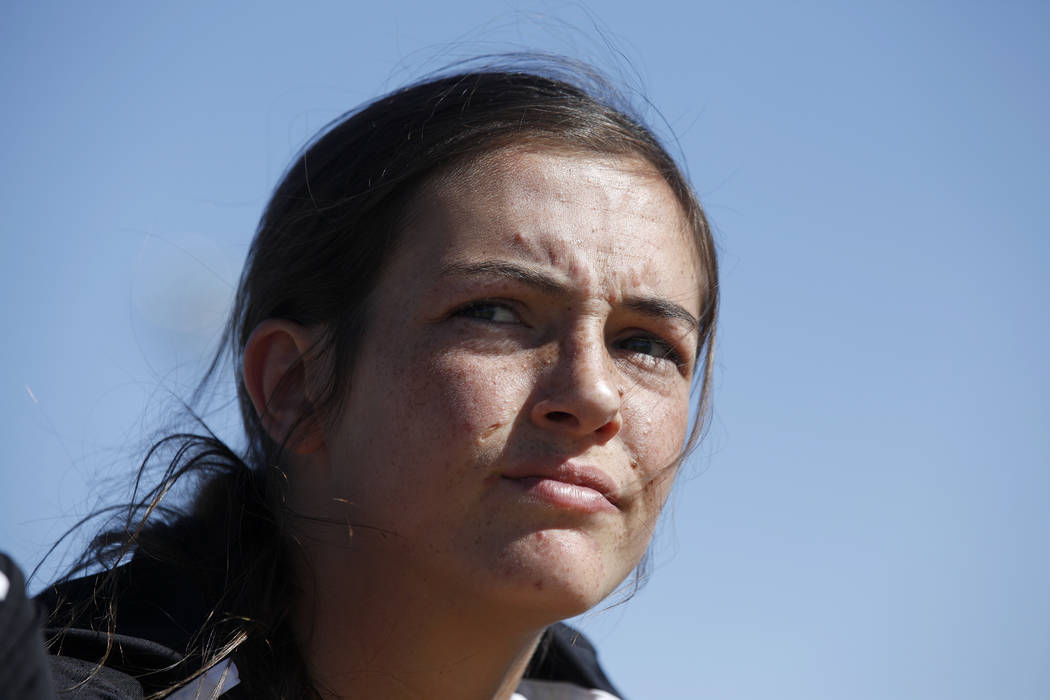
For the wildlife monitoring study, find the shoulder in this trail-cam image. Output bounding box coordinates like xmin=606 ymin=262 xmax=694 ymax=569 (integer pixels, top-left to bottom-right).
xmin=1 ymin=552 xmax=57 ymax=699
xmin=522 ymin=623 xmax=625 ymax=699
xmin=1 ymin=553 xmax=152 ymax=699
xmin=35 ymin=540 xmax=217 ymax=698
xmin=515 ymin=679 xmax=622 ymax=700
xmin=31 ymin=548 xmax=624 ymax=700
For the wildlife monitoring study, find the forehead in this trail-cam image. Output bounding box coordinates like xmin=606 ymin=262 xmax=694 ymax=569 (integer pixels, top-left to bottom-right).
xmin=400 ymin=148 xmax=700 ymax=304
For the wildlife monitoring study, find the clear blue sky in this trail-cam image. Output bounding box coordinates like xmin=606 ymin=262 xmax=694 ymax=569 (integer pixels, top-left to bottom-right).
xmin=2 ymin=2 xmax=1048 ymax=698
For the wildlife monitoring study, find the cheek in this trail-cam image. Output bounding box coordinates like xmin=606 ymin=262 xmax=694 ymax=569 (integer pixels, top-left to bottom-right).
xmin=626 ymin=387 xmax=691 ymax=467
xmin=624 ymin=390 xmax=691 ymax=510
xmin=423 ymin=350 xmax=532 ymax=444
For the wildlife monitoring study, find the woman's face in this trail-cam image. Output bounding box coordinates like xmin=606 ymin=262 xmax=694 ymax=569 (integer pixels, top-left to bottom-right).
xmin=315 ymin=148 xmax=702 ymax=619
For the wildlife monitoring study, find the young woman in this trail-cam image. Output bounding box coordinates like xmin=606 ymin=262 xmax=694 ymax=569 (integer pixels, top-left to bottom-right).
xmin=25 ymin=62 xmax=718 ymax=699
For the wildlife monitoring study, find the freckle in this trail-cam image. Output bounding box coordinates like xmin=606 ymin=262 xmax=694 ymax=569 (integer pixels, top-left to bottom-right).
xmin=534 ymin=580 xmax=544 ymax=591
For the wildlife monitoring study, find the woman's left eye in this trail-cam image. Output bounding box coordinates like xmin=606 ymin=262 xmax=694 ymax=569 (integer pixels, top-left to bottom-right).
xmin=617 ymin=335 xmax=682 ymax=366
xmin=454 ymin=301 xmax=520 ymax=324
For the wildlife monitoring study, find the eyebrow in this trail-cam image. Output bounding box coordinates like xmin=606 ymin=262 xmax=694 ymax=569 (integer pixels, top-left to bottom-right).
xmin=441 ymin=260 xmax=563 ymax=294
xmin=622 ymin=297 xmax=700 ymax=333
xmin=439 ymin=259 xmax=700 ymax=333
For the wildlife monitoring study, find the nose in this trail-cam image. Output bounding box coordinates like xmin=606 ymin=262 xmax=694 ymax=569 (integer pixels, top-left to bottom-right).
xmin=529 ymin=334 xmax=622 ymax=442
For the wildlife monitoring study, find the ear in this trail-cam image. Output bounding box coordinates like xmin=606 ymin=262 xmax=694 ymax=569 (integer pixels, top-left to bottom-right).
xmin=242 ymin=319 xmax=326 ymax=454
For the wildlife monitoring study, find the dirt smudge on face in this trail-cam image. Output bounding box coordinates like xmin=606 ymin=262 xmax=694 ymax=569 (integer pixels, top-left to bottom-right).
xmin=479 ymin=422 xmax=503 ymax=441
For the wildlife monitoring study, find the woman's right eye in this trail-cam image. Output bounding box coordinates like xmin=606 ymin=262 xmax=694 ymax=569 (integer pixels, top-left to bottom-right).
xmin=454 ymin=301 xmax=520 ymax=324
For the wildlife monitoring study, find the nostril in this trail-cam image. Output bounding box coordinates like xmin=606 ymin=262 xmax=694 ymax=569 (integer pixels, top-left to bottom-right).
xmin=545 ymin=411 xmax=575 ymax=424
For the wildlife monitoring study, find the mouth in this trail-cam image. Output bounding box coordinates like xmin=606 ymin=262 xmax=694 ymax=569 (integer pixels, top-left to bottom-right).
xmin=500 ymin=462 xmax=621 ymax=513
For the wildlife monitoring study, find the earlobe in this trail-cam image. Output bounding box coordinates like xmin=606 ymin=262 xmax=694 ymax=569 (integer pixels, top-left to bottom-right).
xmin=242 ymin=319 xmax=326 ymax=454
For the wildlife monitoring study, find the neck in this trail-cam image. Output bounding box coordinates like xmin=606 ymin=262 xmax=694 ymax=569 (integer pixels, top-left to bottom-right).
xmin=291 ymin=535 xmax=548 ymax=700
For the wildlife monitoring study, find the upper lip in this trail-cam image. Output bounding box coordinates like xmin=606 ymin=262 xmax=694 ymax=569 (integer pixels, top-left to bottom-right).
xmin=500 ymin=461 xmax=621 ymax=507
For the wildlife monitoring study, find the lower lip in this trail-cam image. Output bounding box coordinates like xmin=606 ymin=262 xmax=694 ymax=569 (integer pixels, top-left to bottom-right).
xmin=502 ymin=477 xmax=618 ymax=514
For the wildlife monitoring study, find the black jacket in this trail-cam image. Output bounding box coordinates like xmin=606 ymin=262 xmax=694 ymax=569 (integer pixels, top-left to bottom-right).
xmin=2 ymin=550 xmax=622 ymax=699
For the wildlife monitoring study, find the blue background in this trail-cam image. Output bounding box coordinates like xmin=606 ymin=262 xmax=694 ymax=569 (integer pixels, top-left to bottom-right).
xmin=2 ymin=2 xmax=1048 ymax=698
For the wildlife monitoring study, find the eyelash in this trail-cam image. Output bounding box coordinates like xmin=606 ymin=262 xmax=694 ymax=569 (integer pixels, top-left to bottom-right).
xmin=453 ymin=300 xmax=686 ymax=370
xmin=615 ymin=334 xmax=685 ymax=368
xmin=454 ymin=300 xmax=521 ymax=324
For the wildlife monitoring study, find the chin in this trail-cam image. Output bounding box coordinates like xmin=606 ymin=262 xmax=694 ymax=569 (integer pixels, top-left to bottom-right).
xmin=480 ymin=528 xmax=638 ymax=622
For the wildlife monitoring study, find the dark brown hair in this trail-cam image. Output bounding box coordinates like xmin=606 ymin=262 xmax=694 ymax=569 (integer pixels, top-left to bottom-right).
xmin=47 ymin=59 xmax=718 ymax=699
